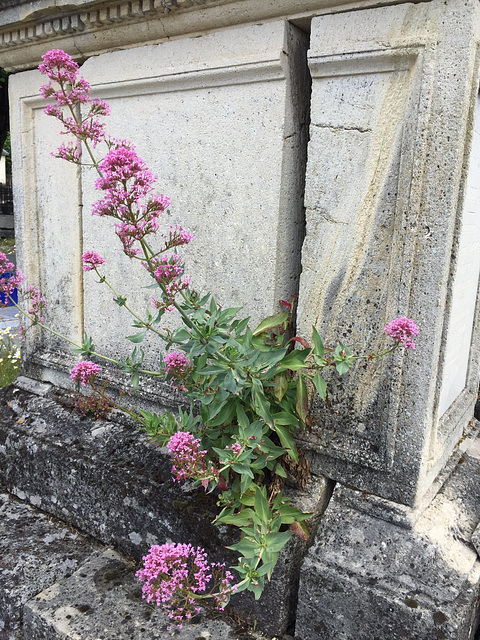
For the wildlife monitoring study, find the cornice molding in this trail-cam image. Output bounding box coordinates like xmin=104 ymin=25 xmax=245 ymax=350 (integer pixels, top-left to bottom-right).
xmin=0 ymin=0 xmax=430 ymax=71
xmin=0 ymin=0 xmax=232 ymax=50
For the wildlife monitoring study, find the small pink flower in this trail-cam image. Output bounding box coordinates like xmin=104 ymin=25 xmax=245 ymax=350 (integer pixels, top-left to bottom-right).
xmin=163 ymin=351 xmax=192 ymax=379
xmin=25 ymin=285 xmax=48 ymax=322
xmin=136 ymin=543 xmax=236 ymax=627
xmin=82 ymin=250 xmax=106 ymax=272
xmin=226 ymin=441 xmax=242 ymax=456
xmin=39 ymin=49 xmax=79 ymax=84
xmin=384 ymin=317 xmax=419 ymax=350
xmin=70 ymin=360 xmax=102 ymax=386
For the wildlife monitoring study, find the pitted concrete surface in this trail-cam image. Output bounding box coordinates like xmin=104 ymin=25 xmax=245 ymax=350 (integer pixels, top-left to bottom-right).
xmin=24 ymin=549 xmax=265 ymax=640
xmin=0 ymin=381 xmax=332 ymax=637
xmin=0 ymin=492 xmax=98 ymax=639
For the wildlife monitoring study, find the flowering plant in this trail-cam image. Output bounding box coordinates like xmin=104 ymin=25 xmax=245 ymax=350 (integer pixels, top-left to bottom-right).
xmin=0 ymin=50 xmax=419 ymax=624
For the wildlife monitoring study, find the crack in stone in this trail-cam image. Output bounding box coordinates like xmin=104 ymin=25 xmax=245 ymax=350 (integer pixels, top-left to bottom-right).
xmin=312 ymin=122 xmax=372 ymax=134
xmin=318 ymin=211 xmax=349 ymax=225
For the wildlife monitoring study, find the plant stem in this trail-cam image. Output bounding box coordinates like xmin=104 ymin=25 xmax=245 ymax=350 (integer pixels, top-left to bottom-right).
xmin=94 ymin=269 xmax=170 ymax=341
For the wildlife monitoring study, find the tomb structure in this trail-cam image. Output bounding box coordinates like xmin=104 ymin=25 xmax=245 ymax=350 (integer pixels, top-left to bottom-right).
xmin=2 ymin=0 xmax=480 ymax=637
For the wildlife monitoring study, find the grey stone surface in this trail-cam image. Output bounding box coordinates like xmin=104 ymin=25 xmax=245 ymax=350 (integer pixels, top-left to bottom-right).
xmin=0 ymin=382 xmax=333 ymax=637
xmin=295 ymin=435 xmax=480 ymax=640
xmin=297 ymin=0 xmax=480 ymax=509
xmin=0 ymin=491 xmax=98 ymax=639
xmin=9 ymin=19 xmax=310 ymax=392
xmin=24 ymin=549 xmax=258 ymax=640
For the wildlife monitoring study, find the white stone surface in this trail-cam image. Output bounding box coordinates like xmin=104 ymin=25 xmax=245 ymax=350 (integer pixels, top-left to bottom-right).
xmin=297 ymin=0 xmax=480 ymax=506
xmin=10 ymin=20 xmax=309 ymax=371
xmin=438 ymin=94 xmax=480 ymax=416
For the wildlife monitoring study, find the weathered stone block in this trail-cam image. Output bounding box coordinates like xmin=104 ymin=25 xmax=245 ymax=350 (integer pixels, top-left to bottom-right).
xmin=0 ymin=381 xmax=332 ymax=637
xmin=297 ymin=0 xmax=480 ymax=508
xmin=0 ymin=492 xmax=98 ymax=639
xmin=295 ymin=429 xmax=480 ymax=640
xmin=23 ymin=549 xmax=247 ymax=640
xmin=8 ymin=19 xmax=310 ymax=395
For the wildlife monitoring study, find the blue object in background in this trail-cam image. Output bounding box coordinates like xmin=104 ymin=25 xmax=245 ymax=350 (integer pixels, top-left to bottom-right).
xmin=0 ymin=272 xmax=18 ymax=306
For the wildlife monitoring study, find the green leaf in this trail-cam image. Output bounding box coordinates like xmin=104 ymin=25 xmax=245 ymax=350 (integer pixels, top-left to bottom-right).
xmin=127 ymin=331 xmax=146 ymax=344
xmin=247 ymin=578 xmax=265 ymax=600
xmin=274 ymin=424 xmax=299 ymax=463
xmin=251 ymin=378 xmax=274 ymax=428
xmin=296 ymin=373 xmax=308 ymax=422
xmin=216 ymin=509 xmax=255 ymax=526
xmin=311 ymin=327 xmax=325 ymax=357
xmin=131 ymin=372 xmax=139 ymax=392
xmin=217 ymin=307 xmax=243 ymax=324
xmin=236 ymin=404 xmax=250 ymax=430
xmin=273 ymin=373 xmax=289 ymax=401
xmin=277 ymin=504 xmax=312 ymax=524
xmin=232 ymin=316 xmax=250 ymax=335
xmin=265 ymin=530 xmax=293 ymax=553
xmin=312 ymin=371 xmax=327 ymax=399
xmin=227 ymin=538 xmax=260 ymax=558
xmin=336 ymin=361 xmax=351 ymax=375
xmin=240 ymin=472 xmax=254 ymax=494
xmin=196 ymin=365 xmax=227 ymax=376
xmin=272 ymin=411 xmax=299 ymax=426
xmin=239 ymin=490 xmax=256 ymax=506
xmin=254 ymin=487 xmax=271 ymax=524
xmin=113 ymin=295 xmax=127 ymax=306
xmin=275 ymin=348 xmax=311 ymax=373
xmin=171 ymin=328 xmax=191 ymax=342
xmin=231 ymin=463 xmax=254 ymax=479
xmin=253 ymin=312 xmax=289 ymax=336
xmin=274 ymin=463 xmax=287 ymax=478
xmin=208 ymin=398 xmax=238 ymax=427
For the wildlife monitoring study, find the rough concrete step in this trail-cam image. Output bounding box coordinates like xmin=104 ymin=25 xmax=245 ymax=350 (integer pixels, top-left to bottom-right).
xmin=0 ymin=490 xmax=267 ymax=640
xmin=0 ymin=490 xmax=98 ymax=639
xmin=0 ymin=378 xmax=327 ymax=637
xmin=23 ymin=548 xmax=263 ymax=640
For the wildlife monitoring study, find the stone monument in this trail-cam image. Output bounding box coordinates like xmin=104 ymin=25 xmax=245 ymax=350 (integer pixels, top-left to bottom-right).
xmin=1 ymin=0 xmax=480 ymax=638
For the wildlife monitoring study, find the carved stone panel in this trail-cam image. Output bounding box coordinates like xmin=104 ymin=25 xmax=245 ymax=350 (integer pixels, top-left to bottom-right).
xmin=298 ymin=1 xmax=480 ymax=506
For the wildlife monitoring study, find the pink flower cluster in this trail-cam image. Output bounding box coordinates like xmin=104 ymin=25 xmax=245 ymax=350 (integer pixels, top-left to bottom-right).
xmin=163 ymin=351 xmax=192 ymax=377
xmin=136 ymin=543 xmax=236 ymax=627
xmin=70 ymin=360 xmax=102 ymax=386
xmin=384 ymin=317 xmax=419 ymax=350
xmin=167 ymin=431 xmax=219 ymax=486
xmin=25 ymin=285 xmax=48 ymax=323
xmin=0 ymin=252 xmax=24 ymax=305
xmin=164 ymin=225 xmax=194 ymax=250
xmin=92 ymin=144 xmax=171 ymax=257
xmin=226 ymin=441 xmax=242 ymax=456
xmin=82 ymin=250 xmax=106 ymax=272
xmin=39 ymin=49 xmax=109 ymax=149
xmin=39 ymin=50 xmax=193 ymax=307
xmin=162 ymin=350 xmax=192 ymax=389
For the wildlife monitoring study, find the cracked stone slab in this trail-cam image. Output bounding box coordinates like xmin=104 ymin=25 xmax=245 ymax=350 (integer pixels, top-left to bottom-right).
xmin=0 ymin=492 xmax=98 ymax=640
xmin=23 ymin=549 xmax=263 ymax=640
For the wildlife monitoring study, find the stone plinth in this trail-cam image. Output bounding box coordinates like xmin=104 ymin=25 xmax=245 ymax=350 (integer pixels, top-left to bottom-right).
xmin=0 ymin=492 xmax=98 ymax=639
xmin=296 ymin=426 xmax=480 ymax=640
xmin=0 ymin=380 xmax=333 ymax=637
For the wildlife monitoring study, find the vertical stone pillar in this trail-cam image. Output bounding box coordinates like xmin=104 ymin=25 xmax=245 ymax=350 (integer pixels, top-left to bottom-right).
xmin=297 ymin=0 xmax=480 ymax=509
xmin=296 ymin=2 xmax=480 ymax=638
